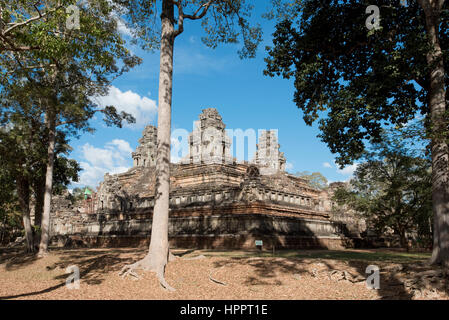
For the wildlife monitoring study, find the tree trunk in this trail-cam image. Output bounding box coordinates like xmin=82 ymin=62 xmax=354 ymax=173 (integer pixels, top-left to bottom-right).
xmin=34 ymin=179 xmax=45 ymax=227
xmin=419 ymin=1 xmax=449 ymax=267
xmin=17 ymin=176 xmax=34 ymax=252
xmin=0 ymin=214 xmax=7 ymax=244
xmin=399 ymin=229 xmax=409 ymax=252
xmin=33 ymin=178 xmax=45 ymax=250
xmin=38 ymin=111 xmax=56 ymax=257
xmin=136 ymin=0 xmax=176 ymax=289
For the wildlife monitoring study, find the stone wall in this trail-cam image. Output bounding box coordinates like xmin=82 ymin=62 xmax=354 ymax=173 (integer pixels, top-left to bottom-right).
xmin=49 ymin=108 xmax=357 ymax=250
xmin=50 ymin=213 xmax=346 ymax=250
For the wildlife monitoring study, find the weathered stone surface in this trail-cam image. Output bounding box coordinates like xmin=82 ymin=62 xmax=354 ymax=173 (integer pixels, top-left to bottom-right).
xmin=50 ymin=109 xmax=353 ymax=249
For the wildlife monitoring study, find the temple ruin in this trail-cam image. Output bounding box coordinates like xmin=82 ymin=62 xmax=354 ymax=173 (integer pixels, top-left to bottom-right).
xmin=50 ymin=108 xmax=357 ymax=249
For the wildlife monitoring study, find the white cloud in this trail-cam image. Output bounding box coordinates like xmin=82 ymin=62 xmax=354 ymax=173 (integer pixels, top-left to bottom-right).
xmin=336 ymin=163 xmax=359 ymax=176
xmin=115 ymin=17 xmax=133 ymax=37
xmin=94 ymin=86 xmax=157 ymax=129
xmin=110 ymin=139 xmax=133 ymax=154
xmin=74 ymin=139 xmax=133 ymax=188
xmin=323 ymin=162 xmax=332 ymax=168
xmin=285 ymin=162 xmax=294 ymax=171
xmin=107 ymin=1 xmax=134 ymax=37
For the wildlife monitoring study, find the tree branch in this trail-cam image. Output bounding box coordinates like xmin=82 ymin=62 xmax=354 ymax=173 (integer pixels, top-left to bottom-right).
xmin=173 ymin=0 xmax=214 ymax=38
xmin=0 ymin=33 xmax=40 ymax=52
xmin=2 ymin=4 xmax=64 ymax=36
xmin=184 ymin=1 xmax=214 ymax=20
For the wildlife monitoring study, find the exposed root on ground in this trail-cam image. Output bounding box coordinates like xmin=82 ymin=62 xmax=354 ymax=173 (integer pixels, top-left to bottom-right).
xmin=157 ymin=271 xmax=176 ymax=291
xmin=119 ymin=255 xmax=152 ymax=279
xmin=119 ymin=254 xmax=175 ymax=291
xmin=168 ymin=251 xmax=178 ymax=262
xmin=119 ymin=249 xmax=206 ymax=291
xmin=170 ymin=249 xmax=206 ymax=261
xmin=119 ymin=261 xmax=142 ymax=280
xmin=209 ymin=266 xmax=227 ymax=286
xmin=327 ymin=269 xmax=365 ymax=283
xmin=208 ymin=263 xmax=236 ymax=286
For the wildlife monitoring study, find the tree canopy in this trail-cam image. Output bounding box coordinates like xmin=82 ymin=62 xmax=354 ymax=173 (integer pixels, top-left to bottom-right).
xmin=295 ymin=171 xmax=328 ymax=189
xmin=334 ymin=130 xmax=432 ymax=249
xmin=264 ymin=0 xmax=448 ymax=165
xmin=113 ymin=0 xmax=262 ymax=57
xmin=0 ymin=0 xmax=141 ymax=253
xmin=265 ymin=0 xmax=449 ymax=266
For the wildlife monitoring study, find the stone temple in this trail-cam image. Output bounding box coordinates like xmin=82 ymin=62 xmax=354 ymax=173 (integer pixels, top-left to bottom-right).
xmin=50 ymin=108 xmax=354 ymax=249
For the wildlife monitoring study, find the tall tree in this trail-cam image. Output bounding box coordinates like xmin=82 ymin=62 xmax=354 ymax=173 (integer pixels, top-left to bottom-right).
xmin=0 ymin=101 xmax=45 ymax=252
xmin=0 ymin=165 xmax=22 ymax=245
xmin=0 ymin=92 xmax=81 ymax=252
xmin=264 ymin=0 xmax=449 ymax=266
xmin=1 ymin=0 xmax=140 ymax=255
xmin=117 ymin=0 xmax=262 ymax=290
xmin=295 ymin=171 xmax=328 ymax=189
xmin=333 ymin=131 xmax=433 ymax=250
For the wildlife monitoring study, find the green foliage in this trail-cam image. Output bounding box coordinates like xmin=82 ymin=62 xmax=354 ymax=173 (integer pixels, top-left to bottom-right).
xmin=114 ymin=0 xmax=262 ymax=58
xmin=1 ymin=0 xmax=141 ymax=135
xmin=0 ymin=0 xmax=140 ymax=241
xmin=295 ymin=171 xmax=328 ymax=189
xmin=333 ymin=130 xmax=433 ymax=245
xmin=264 ymin=0 xmax=449 ymax=166
xmin=0 ymin=108 xmax=82 ymax=198
xmin=0 ymin=165 xmax=23 ymax=244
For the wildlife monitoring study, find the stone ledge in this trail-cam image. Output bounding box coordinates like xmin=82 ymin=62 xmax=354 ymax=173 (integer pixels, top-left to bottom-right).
xmin=53 ymin=234 xmax=349 ymax=250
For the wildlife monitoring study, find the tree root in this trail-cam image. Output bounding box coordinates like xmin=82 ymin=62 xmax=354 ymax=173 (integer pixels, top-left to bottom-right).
xmin=168 ymin=251 xmax=178 ymax=262
xmin=119 ymin=261 xmax=143 ymax=280
xmin=119 ymin=250 xmax=207 ymax=291
xmin=157 ymin=271 xmax=176 ymax=291
xmin=119 ymin=255 xmax=176 ymax=291
xmin=169 ymin=249 xmax=206 ymax=261
xmin=208 ymin=263 xmax=235 ymax=286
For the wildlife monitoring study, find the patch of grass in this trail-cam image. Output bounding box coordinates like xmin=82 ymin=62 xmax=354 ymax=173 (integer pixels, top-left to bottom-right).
xmin=197 ymin=249 xmax=431 ymax=264
xmin=280 ymin=250 xmax=430 ymax=264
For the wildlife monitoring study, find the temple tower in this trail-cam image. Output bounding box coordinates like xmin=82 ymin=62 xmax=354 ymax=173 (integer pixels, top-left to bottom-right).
xmin=253 ymin=130 xmax=286 ymax=174
xmin=187 ymin=108 xmax=233 ymax=164
xmin=132 ymin=125 xmax=157 ymax=167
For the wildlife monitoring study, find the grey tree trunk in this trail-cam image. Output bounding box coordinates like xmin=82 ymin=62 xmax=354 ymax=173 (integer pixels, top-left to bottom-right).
xmin=119 ymin=0 xmax=177 ymax=290
xmin=419 ymin=0 xmax=449 ymax=267
xmin=33 ymin=178 xmax=45 ymax=250
xmin=0 ymin=214 xmax=6 ymax=244
xmin=34 ymin=178 xmax=45 ymax=227
xmin=398 ymin=229 xmax=409 ymax=252
xmin=118 ymin=0 xmax=215 ymax=289
xmin=38 ymin=111 xmax=56 ymax=257
xmin=17 ymin=176 xmax=33 ymax=252
xmin=147 ymin=0 xmax=175 ymax=285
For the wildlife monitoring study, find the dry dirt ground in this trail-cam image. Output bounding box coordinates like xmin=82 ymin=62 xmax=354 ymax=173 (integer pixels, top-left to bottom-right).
xmin=0 ymin=247 xmax=448 ymax=300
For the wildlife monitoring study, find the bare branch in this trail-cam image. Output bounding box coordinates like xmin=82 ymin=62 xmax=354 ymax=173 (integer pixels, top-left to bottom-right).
xmin=183 ymin=1 xmax=214 ymax=20
xmin=173 ymin=0 xmax=185 ymax=38
xmin=174 ymin=0 xmax=214 ymax=38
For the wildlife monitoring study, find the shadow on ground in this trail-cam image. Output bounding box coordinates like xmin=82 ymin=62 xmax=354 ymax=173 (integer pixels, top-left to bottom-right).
xmin=0 ymin=247 xmax=447 ymax=300
xmin=206 ymin=248 xmax=447 ymax=300
xmin=0 ymin=247 xmax=148 ymax=299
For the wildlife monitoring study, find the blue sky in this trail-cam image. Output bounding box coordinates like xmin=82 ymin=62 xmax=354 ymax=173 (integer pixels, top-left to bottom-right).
xmin=69 ymin=4 xmax=358 ymax=189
